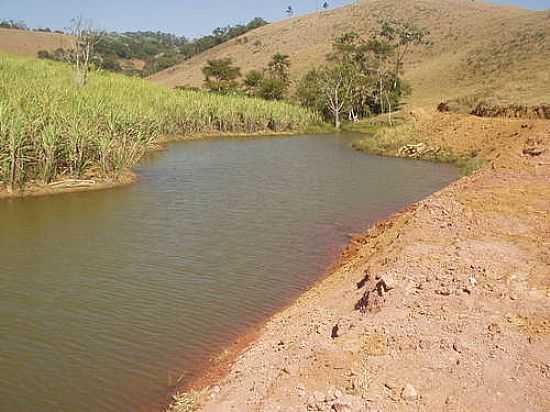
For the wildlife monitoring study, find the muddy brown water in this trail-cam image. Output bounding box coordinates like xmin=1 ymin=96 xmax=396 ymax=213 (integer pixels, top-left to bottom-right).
xmin=0 ymin=134 xmax=458 ymax=412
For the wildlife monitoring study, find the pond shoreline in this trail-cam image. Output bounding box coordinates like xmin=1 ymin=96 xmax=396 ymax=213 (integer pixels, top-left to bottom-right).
xmin=0 ymin=129 xmax=325 ymax=201
xmin=161 ymin=216 xmax=387 ymax=411
xmin=168 ymin=112 xmax=550 ymax=411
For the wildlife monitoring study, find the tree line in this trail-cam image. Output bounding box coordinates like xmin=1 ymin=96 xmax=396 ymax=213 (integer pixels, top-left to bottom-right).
xmin=197 ymin=19 xmax=430 ymax=128
xmin=26 ymin=13 xmax=429 ymax=128
xmin=30 ymin=17 xmax=268 ymax=76
xmin=0 ymin=19 xmax=64 ymax=33
xmin=199 ymin=52 xmax=291 ymax=101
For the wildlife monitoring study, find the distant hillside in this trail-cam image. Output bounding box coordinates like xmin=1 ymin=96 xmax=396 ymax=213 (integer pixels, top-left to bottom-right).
xmin=150 ymin=0 xmax=550 ymax=106
xmin=0 ymin=28 xmax=73 ymax=57
xmin=0 ymin=18 xmax=268 ymax=77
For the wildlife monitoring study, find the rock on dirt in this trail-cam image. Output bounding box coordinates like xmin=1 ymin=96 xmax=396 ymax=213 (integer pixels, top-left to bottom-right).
xmin=401 ymin=384 xmax=418 ymax=402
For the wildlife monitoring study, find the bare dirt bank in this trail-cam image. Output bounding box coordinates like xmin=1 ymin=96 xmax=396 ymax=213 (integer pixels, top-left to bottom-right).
xmin=171 ymin=112 xmax=550 ymax=411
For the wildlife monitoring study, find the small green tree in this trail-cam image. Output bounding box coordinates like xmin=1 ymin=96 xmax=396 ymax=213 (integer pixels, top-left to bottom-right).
xmin=243 ymin=70 xmax=264 ymax=96
xmin=267 ymin=53 xmax=290 ymax=82
xmin=244 ymin=53 xmax=291 ymax=100
xmin=258 ymin=78 xmax=288 ymax=101
xmin=296 ymin=69 xmax=325 ymax=114
xmin=202 ymin=58 xmax=241 ymax=94
xmin=257 ymin=53 xmax=291 ymax=100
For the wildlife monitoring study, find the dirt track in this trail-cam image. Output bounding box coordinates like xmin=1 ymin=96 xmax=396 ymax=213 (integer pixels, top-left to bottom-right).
xmin=176 ymin=113 xmax=550 ymax=411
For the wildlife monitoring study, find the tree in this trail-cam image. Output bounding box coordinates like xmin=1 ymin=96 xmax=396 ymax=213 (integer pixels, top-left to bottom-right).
xmin=267 ymin=52 xmax=290 ymax=82
xmin=296 ymin=28 xmax=421 ymax=126
xmin=296 ymin=69 xmax=325 ymax=114
xmin=258 ymin=53 xmax=291 ymax=100
xmin=242 ymin=53 xmax=291 ymax=101
xmin=68 ymin=16 xmax=104 ymax=87
xmin=243 ymin=70 xmax=264 ymax=96
xmin=362 ymin=37 xmax=397 ymax=117
xmin=246 ymin=17 xmax=269 ymax=31
xmin=378 ymin=19 xmax=430 ymax=89
xmin=329 ymin=28 xmax=423 ymax=120
xmin=327 ymin=32 xmax=378 ymax=121
xmin=286 ymin=6 xmax=294 ymax=17
xmin=37 ymin=50 xmax=51 ymax=60
xmin=318 ymin=64 xmax=354 ymax=128
xmin=258 ymin=78 xmax=288 ymax=101
xmin=0 ymin=19 xmax=28 ymax=30
xmin=202 ymin=58 xmax=241 ymax=94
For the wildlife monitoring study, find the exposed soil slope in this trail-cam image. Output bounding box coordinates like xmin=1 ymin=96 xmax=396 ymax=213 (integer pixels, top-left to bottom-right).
xmin=170 ymin=112 xmax=550 ymax=411
xmin=150 ymin=0 xmax=550 ymax=106
xmin=0 ymin=28 xmax=73 ymax=57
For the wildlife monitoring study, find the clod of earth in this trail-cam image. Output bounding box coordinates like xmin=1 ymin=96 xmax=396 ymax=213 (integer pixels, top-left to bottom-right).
xmin=398 ymin=143 xmax=440 ymax=158
xmin=355 ymin=272 xmax=393 ymax=314
xmin=401 ymin=384 xmax=418 ymax=402
xmin=523 ymin=146 xmax=545 ymax=157
xmin=331 ymin=324 xmax=339 ymax=339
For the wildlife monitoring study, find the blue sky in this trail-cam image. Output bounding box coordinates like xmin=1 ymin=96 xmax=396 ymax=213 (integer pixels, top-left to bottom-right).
xmin=2 ymin=0 xmax=549 ymax=37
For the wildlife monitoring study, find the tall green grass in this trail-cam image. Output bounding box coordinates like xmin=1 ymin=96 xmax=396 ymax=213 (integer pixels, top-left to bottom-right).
xmin=0 ymin=55 xmax=321 ymax=191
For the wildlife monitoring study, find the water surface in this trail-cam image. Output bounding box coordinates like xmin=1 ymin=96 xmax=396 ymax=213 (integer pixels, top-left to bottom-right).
xmin=0 ymin=134 xmax=457 ymax=412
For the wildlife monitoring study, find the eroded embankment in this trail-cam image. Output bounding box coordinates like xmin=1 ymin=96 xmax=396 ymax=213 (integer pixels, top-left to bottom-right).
xmin=171 ymin=112 xmax=550 ymax=411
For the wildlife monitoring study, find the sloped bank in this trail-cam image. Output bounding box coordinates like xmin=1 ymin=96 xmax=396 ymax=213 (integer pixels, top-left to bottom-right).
xmin=170 ymin=112 xmax=550 ymax=411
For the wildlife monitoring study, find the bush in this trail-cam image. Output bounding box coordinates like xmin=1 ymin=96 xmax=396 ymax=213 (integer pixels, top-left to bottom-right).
xmin=258 ymin=78 xmax=287 ymax=101
xmin=37 ymin=50 xmax=51 ymax=59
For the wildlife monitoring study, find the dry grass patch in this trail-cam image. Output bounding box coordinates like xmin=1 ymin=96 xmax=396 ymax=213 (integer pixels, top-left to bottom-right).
xmin=150 ymin=0 xmax=550 ymax=107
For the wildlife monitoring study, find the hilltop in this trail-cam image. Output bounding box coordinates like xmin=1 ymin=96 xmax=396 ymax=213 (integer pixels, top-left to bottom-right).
xmin=150 ymin=0 xmax=550 ymax=107
xmin=0 ymin=27 xmax=73 ymax=57
xmin=0 ymin=18 xmax=268 ymax=76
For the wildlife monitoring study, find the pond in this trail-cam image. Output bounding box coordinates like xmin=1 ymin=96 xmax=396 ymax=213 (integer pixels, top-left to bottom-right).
xmin=0 ymin=134 xmax=458 ymax=412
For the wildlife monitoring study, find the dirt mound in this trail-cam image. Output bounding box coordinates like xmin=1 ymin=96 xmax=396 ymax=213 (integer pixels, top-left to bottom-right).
xmin=438 ymin=99 xmax=550 ymax=119
xmin=471 ymin=102 xmax=550 ymax=120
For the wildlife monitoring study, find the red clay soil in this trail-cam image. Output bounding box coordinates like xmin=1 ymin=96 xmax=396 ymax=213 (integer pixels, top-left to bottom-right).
xmin=170 ymin=114 xmax=550 ymax=411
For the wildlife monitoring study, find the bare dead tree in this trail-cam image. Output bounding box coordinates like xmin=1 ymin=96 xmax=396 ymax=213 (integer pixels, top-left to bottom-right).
xmin=68 ymin=16 xmax=103 ymax=87
xmin=319 ymin=65 xmax=354 ymax=129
